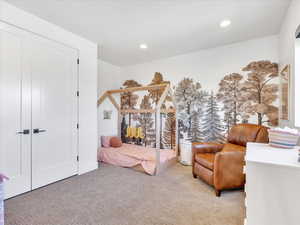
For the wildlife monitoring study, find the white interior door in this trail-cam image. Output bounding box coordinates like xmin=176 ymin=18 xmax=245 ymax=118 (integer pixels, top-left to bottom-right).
xmin=0 ymin=22 xmax=78 ymax=197
xmin=29 ymin=36 xmax=79 ymax=189
xmin=0 ymin=24 xmax=31 ymax=199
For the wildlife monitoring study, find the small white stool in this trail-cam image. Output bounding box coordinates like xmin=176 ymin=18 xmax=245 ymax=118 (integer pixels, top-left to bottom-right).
xmin=180 ymin=141 xmax=192 ymax=166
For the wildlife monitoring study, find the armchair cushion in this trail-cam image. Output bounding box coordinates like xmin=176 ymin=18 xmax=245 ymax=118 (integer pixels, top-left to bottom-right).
xmin=195 ymin=153 xmax=215 ymax=170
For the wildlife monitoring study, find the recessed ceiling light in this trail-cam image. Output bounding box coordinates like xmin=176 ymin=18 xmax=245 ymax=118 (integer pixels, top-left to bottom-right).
xmin=140 ymin=44 xmax=148 ymax=49
xmin=220 ymin=20 xmax=231 ymax=28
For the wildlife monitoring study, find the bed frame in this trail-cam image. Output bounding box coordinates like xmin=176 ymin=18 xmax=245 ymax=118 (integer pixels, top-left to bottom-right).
xmin=97 ymin=84 xmax=179 ymax=175
xmin=132 ymin=156 xmax=178 ymax=175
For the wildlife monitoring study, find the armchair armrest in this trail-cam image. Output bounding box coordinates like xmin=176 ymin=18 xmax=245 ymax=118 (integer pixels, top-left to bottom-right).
xmin=214 ymin=151 xmax=245 ymax=191
xmin=192 ymin=142 xmax=224 ymax=155
xmin=192 ymin=143 xmax=224 ymax=167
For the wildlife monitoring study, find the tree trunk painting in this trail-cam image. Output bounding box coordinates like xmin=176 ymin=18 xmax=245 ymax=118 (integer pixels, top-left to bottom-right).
xmin=190 ymin=111 xmax=203 ymax=142
xmin=137 ymin=95 xmax=155 ymax=147
xmin=174 ymin=78 xmax=206 ymax=141
xmin=162 ymin=112 xmax=176 ymax=149
xmin=121 ymin=116 xmax=127 ymax=143
xmin=148 ymin=72 xmax=171 ymax=106
xmin=217 ymin=73 xmax=243 ymax=133
xmin=241 ymin=60 xmax=279 ymax=126
xmin=120 ymin=80 xmax=142 ymax=125
xmin=160 ymin=113 xmax=164 ymax=149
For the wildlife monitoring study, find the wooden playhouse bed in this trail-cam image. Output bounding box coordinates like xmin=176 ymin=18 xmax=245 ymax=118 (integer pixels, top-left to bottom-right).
xmin=97 ymin=84 xmax=179 ymax=175
xmin=98 ymin=143 xmax=177 ymax=175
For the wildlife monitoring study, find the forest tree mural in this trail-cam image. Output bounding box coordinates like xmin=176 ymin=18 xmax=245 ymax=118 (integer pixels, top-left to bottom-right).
xmin=162 ymin=112 xmax=176 ymax=149
xmin=147 ymin=72 xmax=172 ymax=148
xmin=138 ymin=95 xmax=156 ymax=147
xmin=148 ymin=72 xmax=171 ymax=105
xmin=174 ymin=78 xmax=207 ymax=140
xmin=190 ymin=111 xmax=203 ymax=143
xmin=121 ymin=80 xmax=141 ymax=110
xmin=121 ymin=80 xmax=142 ymax=125
xmin=121 ymin=73 xmax=174 ymax=148
xmin=174 ymin=60 xmax=279 ymax=143
xmin=202 ymin=92 xmax=225 ymax=143
xmin=240 ymin=61 xmax=279 ymax=126
xmin=120 ymin=59 xmax=279 ymax=147
xmin=217 ymin=73 xmax=244 ymax=132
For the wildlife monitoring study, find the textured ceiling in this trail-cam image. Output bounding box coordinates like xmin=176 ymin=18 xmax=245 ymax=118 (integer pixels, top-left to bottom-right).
xmin=5 ymin=0 xmax=291 ymax=66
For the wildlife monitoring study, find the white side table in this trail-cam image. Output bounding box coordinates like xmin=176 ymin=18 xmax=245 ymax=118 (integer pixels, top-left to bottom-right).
xmin=180 ymin=141 xmax=192 ymax=166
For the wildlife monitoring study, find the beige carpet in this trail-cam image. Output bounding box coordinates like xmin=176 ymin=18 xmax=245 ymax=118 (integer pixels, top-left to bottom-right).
xmin=5 ymin=163 xmax=245 ymax=225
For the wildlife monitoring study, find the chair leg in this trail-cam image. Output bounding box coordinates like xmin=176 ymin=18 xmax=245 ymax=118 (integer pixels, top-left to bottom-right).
xmin=215 ymin=189 xmax=221 ymax=197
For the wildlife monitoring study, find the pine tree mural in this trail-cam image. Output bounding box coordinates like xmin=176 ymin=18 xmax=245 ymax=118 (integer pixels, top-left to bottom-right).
xmin=202 ymin=92 xmax=225 ymax=143
xmin=162 ymin=112 xmax=176 ymax=149
xmin=190 ymin=111 xmax=203 ymax=142
xmin=137 ymin=95 xmax=156 ymax=147
xmin=174 ymin=78 xmax=207 ymax=140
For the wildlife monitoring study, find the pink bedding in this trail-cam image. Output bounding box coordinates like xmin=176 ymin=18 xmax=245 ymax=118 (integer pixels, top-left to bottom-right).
xmin=98 ymin=144 xmax=176 ymax=175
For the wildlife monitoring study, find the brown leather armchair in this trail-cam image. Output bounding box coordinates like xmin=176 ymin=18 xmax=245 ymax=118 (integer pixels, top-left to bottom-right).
xmin=192 ymin=124 xmax=269 ymax=196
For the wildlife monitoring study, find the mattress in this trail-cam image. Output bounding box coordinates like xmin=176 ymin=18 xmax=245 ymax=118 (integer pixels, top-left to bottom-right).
xmin=98 ymin=144 xmax=176 ymax=175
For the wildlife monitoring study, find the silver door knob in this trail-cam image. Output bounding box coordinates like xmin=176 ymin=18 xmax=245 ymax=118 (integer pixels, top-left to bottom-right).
xmin=33 ymin=128 xmax=47 ymax=134
xmin=16 ymin=129 xmax=30 ymax=135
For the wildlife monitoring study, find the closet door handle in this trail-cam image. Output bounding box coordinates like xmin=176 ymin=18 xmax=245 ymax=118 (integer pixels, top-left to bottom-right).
xmin=33 ymin=128 xmax=47 ymax=134
xmin=16 ymin=129 xmax=30 ymax=135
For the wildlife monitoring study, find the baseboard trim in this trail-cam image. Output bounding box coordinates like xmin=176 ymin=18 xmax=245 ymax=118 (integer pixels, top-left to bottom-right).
xmin=79 ymin=162 xmax=98 ymax=175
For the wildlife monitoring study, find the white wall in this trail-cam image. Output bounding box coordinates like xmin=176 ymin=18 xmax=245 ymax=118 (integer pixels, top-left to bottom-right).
xmin=279 ymin=0 xmax=300 ymax=128
xmin=98 ymin=60 xmax=122 ymax=97
xmin=98 ymin=60 xmax=122 ymax=144
xmin=0 ymin=1 xmax=98 ymax=174
xmin=122 ymin=36 xmax=278 ymax=91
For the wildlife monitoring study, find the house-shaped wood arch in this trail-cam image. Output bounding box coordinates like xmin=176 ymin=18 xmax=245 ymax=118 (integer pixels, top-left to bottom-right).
xmin=97 ymin=84 xmax=178 ymax=174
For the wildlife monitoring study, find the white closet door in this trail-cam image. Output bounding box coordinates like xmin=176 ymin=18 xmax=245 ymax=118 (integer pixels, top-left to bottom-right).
xmin=29 ymin=37 xmax=78 ymax=189
xmin=0 ymin=24 xmax=31 ymax=199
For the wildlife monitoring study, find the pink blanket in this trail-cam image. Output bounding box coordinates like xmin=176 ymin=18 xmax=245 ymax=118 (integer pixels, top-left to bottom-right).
xmin=98 ymin=144 xmax=176 ymax=175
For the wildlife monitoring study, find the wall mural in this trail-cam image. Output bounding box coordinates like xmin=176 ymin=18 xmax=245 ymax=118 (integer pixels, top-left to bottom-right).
xmin=120 ymin=60 xmax=279 ymax=146
xmin=120 ymin=80 xmax=142 ymax=125
xmin=175 ymin=60 xmax=279 ymax=143
xmin=138 ymin=95 xmax=156 ymax=146
xmin=240 ymin=61 xmax=279 ymax=126
xmin=280 ymin=64 xmax=290 ymax=120
xmin=121 ymin=73 xmax=174 ymax=148
xmin=162 ymin=112 xmax=176 ymax=149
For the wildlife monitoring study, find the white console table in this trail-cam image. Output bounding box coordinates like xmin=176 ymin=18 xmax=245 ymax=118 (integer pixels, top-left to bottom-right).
xmin=245 ymin=143 xmax=300 ymax=225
